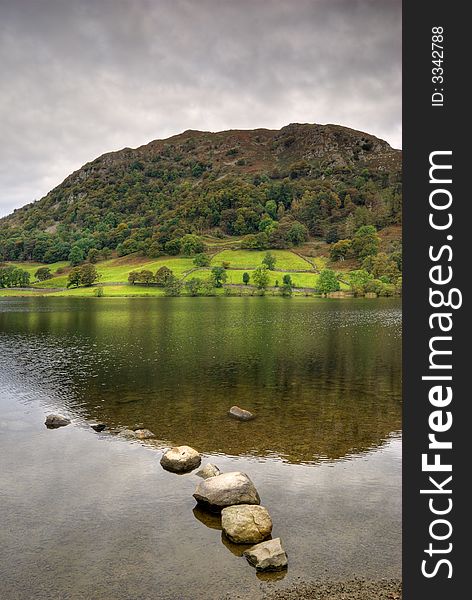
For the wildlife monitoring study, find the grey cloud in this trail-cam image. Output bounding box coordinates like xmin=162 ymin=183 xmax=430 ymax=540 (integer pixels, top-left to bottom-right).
xmin=0 ymin=0 xmax=401 ymax=217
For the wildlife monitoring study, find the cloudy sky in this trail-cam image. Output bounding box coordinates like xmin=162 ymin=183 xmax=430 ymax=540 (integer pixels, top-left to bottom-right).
xmin=0 ymin=0 xmax=401 ymax=218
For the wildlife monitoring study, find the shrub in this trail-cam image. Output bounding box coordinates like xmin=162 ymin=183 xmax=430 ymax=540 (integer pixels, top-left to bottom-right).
xmin=35 ymin=267 xmax=53 ymax=281
xmin=193 ymin=253 xmax=211 ymax=267
xmin=317 ymin=269 xmax=340 ymax=294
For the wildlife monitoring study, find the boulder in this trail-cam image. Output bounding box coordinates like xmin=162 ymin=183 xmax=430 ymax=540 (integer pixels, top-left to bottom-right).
xmin=193 ymin=471 xmax=260 ymax=512
xmin=228 ymin=406 xmax=255 ymax=421
xmin=221 ymin=504 xmax=272 ymax=544
xmin=91 ymin=423 xmax=106 ymax=432
xmin=134 ymin=428 xmax=155 ymax=439
xmin=117 ymin=428 xmax=137 ymax=438
xmin=160 ymin=446 xmax=201 ymax=473
xmin=45 ymin=414 xmax=71 ymax=429
xmin=243 ymin=538 xmax=288 ymax=571
xmin=196 ymin=463 xmax=221 ymax=479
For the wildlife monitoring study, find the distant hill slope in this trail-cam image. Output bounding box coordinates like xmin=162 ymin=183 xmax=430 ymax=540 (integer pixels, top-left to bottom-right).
xmin=0 ymin=123 xmax=402 ymax=263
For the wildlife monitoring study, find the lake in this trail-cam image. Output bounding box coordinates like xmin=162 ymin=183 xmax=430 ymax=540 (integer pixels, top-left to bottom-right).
xmin=0 ymin=297 xmax=402 ymax=599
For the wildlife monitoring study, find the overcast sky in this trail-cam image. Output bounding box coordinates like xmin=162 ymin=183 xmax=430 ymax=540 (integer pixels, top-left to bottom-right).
xmin=0 ymin=0 xmax=401 ymax=217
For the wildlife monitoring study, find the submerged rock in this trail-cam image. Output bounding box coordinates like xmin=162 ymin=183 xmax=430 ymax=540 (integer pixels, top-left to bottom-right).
xmin=243 ymin=538 xmax=288 ymax=571
xmin=193 ymin=471 xmax=260 ymax=512
xmin=45 ymin=414 xmax=71 ymax=429
xmin=221 ymin=504 xmax=272 ymax=544
xmin=228 ymin=406 xmax=255 ymax=421
xmin=160 ymin=446 xmax=201 ymax=473
xmin=196 ymin=463 xmax=221 ymax=479
xmin=134 ymin=428 xmax=155 ymax=439
xmin=91 ymin=423 xmax=106 ymax=432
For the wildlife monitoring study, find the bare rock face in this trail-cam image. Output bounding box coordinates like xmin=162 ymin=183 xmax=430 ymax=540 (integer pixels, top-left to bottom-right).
xmin=45 ymin=414 xmax=71 ymax=429
xmin=228 ymin=406 xmax=255 ymax=421
xmin=193 ymin=471 xmax=260 ymax=512
xmin=243 ymin=538 xmax=288 ymax=571
xmin=196 ymin=463 xmax=221 ymax=479
xmin=134 ymin=428 xmax=155 ymax=440
xmin=221 ymin=504 xmax=272 ymax=544
xmin=160 ymin=446 xmax=201 ymax=473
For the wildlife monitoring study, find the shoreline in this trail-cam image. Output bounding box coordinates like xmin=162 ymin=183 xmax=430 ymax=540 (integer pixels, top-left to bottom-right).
xmin=0 ymin=286 xmax=400 ymax=299
xmin=261 ymin=578 xmax=402 ymax=600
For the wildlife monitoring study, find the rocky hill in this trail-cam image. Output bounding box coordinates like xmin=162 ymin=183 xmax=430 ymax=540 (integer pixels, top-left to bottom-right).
xmin=0 ymin=123 xmax=402 ymax=262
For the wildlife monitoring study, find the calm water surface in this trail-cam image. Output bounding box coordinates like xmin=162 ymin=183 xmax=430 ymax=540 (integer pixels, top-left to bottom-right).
xmin=0 ymin=297 xmax=402 ymax=599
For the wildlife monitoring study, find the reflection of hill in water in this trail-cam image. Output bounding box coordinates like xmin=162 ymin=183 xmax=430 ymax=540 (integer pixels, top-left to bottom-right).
xmin=0 ymin=297 xmax=402 ymax=464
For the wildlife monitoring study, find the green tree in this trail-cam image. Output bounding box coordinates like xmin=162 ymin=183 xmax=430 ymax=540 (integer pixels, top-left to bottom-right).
xmin=242 ymin=272 xmax=250 ymax=285
xmin=252 ymin=265 xmax=270 ymax=290
xmin=80 ymin=263 xmax=100 ymax=287
xmin=348 ymin=269 xmax=373 ymax=295
xmin=155 ymin=266 xmax=174 ymax=286
xmin=264 ymin=200 xmax=277 ymax=219
xmin=362 ymin=252 xmax=400 ymax=283
xmin=69 ymin=245 xmax=85 ymax=266
xmin=87 ymin=248 xmax=100 ymax=263
xmin=351 ymin=225 xmax=380 ymax=259
xmin=180 ymin=234 xmax=205 ymax=256
xmin=67 ymin=267 xmax=82 ymax=288
xmin=329 ymin=239 xmax=352 ymax=262
xmin=193 ymin=253 xmax=211 ymax=267
xmin=287 ymin=221 xmax=309 ymax=246
xmin=164 ymin=238 xmax=181 ymax=256
xmin=0 ymin=267 xmax=31 ymax=287
xmin=138 ymin=269 xmax=154 ymax=285
xmin=280 ymin=274 xmax=293 ymax=296
xmin=262 ymin=252 xmax=276 ymax=270
xmin=317 ymin=269 xmax=340 ymax=294
xmin=164 ymin=275 xmax=183 ymax=296
xmin=210 ymin=266 xmax=227 ymax=288
xmin=19 ymin=270 xmax=30 ymax=286
xmin=325 ymin=228 xmax=339 ymax=244
xmin=185 ymin=277 xmax=203 ymax=296
xmin=128 ymin=271 xmax=139 ymax=285
xmin=35 ymin=267 xmax=52 ymax=281
xmin=0 ymin=267 xmax=13 ymax=287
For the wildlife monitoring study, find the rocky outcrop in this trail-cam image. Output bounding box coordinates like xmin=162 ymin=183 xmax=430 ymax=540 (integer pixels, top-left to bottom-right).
xmin=45 ymin=414 xmax=71 ymax=428
xmin=196 ymin=463 xmax=221 ymax=479
xmin=228 ymin=406 xmax=255 ymax=421
xmin=193 ymin=471 xmax=260 ymax=512
xmin=221 ymin=504 xmax=272 ymax=544
xmin=160 ymin=446 xmax=201 ymax=473
xmin=243 ymin=538 xmax=288 ymax=571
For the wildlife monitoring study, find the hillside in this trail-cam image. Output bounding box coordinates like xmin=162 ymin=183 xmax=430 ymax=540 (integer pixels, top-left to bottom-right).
xmin=0 ymin=123 xmax=401 ymax=263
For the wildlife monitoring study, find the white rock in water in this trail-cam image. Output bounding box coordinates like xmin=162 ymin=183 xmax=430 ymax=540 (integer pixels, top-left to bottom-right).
xmin=160 ymin=445 xmax=201 ymax=473
xmin=117 ymin=428 xmax=137 ymax=438
xmin=134 ymin=428 xmax=155 ymax=439
xmin=228 ymin=406 xmax=255 ymax=421
xmin=243 ymin=538 xmax=288 ymax=571
xmin=196 ymin=463 xmax=221 ymax=479
xmin=45 ymin=414 xmax=71 ymax=428
xmin=221 ymin=504 xmax=272 ymax=544
xmin=193 ymin=471 xmax=260 ymax=512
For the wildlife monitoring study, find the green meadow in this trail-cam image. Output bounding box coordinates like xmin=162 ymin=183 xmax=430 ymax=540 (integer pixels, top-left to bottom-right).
xmin=1 ymin=247 xmax=353 ymax=297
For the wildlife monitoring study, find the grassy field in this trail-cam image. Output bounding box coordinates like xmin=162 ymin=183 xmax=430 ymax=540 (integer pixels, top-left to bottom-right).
xmin=210 ymin=249 xmax=313 ymax=270
xmin=2 ymin=247 xmax=354 ymax=297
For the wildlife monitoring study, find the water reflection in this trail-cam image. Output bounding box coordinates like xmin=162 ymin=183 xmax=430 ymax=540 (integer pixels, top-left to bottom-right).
xmin=0 ymin=297 xmax=401 ymax=464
